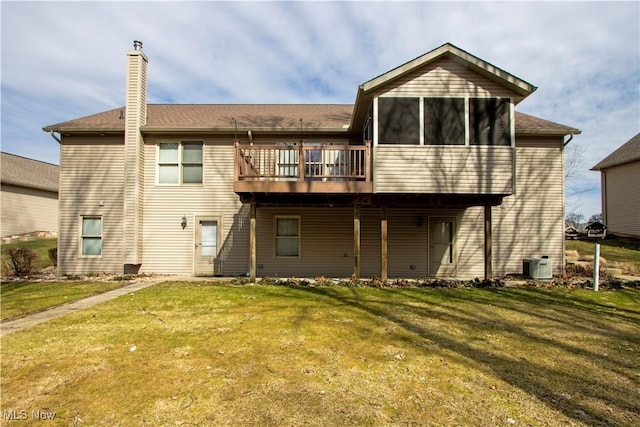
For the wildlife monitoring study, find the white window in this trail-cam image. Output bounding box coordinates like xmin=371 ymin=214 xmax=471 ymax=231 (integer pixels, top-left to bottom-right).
xmin=158 ymin=142 xmax=203 ymax=184
xmin=81 ymin=216 xmax=102 ymax=257
xmin=275 ymin=216 xmax=300 ymax=257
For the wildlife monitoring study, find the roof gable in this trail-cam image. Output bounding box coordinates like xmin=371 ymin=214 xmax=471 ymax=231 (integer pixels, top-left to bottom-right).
xmin=350 ymin=43 xmax=537 ymax=130
xmin=592 ymin=132 xmax=640 ymax=170
xmin=361 ymin=43 xmax=537 ymax=98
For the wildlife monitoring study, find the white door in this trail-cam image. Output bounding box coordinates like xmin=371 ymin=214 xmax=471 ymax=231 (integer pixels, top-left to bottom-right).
xmin=194 ymin=219 xmax=218 ymax=275
xmin=429 ymin=217 xmax=457 ymax=277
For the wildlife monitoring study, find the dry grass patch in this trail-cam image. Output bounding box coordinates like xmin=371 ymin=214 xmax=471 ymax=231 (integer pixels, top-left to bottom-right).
xmin=1 ymin=282 xmax=639 ymax=426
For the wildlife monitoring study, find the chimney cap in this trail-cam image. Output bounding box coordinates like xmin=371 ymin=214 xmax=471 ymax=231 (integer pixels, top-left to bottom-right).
xmin=133 ymin=40 xmax=143 ymax=50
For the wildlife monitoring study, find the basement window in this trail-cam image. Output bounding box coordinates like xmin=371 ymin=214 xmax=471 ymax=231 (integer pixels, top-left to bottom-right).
xmin=275 ymin=216 xmax=300 ymax=257
xmin=81 ymin=216 xmax=102 ymax=257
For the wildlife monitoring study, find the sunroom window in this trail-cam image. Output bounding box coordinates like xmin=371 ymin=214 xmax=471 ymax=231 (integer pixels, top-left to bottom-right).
xmin=424 ymin=98 xmax=465 ymax=145
xmin=378 ymin=97 xmax=420 ymax=145
xmin=377 ymin=96 xmax=512 ymax=146
xmin=158 ymin=142 xmax=203 ymax=184
xmin=469 ymin=98 xmax=511 ymax=146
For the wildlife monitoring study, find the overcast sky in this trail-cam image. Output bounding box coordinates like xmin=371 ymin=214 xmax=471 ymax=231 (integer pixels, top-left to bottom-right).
xmin=2 ymin=1 xmax=638 ymax=220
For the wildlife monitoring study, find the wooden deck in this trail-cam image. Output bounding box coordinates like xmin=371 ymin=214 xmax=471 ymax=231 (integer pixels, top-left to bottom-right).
xmin=234 ymin=141 xmax=372 ymax=194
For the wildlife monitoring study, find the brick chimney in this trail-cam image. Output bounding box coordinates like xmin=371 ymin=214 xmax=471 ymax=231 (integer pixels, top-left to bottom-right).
xmin=123 ymin=40 xmax=148 ymax=271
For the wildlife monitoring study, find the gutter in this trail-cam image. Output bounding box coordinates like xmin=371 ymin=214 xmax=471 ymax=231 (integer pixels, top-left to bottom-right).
xmin=563 ymin=133 xmax=575 ymax=147
xmin=49 ymin=131 xmax=62 ymax=144
xmin=140 ymin=127 xmax=352 ymax=134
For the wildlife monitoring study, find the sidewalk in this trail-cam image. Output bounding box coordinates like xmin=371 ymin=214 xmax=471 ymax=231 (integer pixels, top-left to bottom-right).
xmin=1 ymin=278 xmax=161 ymax=336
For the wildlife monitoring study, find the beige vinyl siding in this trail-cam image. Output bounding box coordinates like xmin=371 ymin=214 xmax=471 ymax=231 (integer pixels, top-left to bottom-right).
xmin=386 ymin=209 xmax=428 ymax=277
xmin=140 ymin=137 xmax=247 ymax=275
xmin=58 ymin=138 xmax=125 ymax=274
xmin=456 ymin=207 xmax=485 ymax=279
xmin=256 ymin=207 xmax=354 ymax=278
xmin=373 ymin=56 xmax=519 ymax=98
xmin=254 ymin=207 xmax=485 ymax=279
xmin=123 ymin=50 xmax=147 ymax=265
xmin=374 ymin=146 xmax=513 ymax=194
xmin=492 ymin=136 xmax=565 ymax=275
xmin=603 ymin=161 xmax=640 ymax=238
xmin=0 ymin=184 xmax=58 ymax=236
xmin=360 ymin=208 xmax=381 ymax=277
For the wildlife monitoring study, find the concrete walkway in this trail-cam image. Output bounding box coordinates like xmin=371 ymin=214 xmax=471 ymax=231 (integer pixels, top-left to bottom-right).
xmin=0 ymin=279 xmax=162 ymax=336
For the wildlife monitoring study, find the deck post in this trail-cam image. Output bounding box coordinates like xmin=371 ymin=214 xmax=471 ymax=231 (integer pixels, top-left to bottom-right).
xmin=353 ymin=204 xmax=361 ymax=280
xmin=234 ymin=140 xmax=239 ymax=181
xmin=250 ymin=203 xmax=256 ymax=283
xmin=364 ymin=140 xmax=371 ymax=182
xmin=381 ymin=206 xmax=388 ymax=281
xmin=484 ymin=205 xmax=492 ymax=280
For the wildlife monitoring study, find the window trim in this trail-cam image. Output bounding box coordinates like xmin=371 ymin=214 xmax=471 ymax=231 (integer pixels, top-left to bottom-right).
xmin=274 ymin=215 xmax=301 ymax=258
xmin=156 ymin=141 xmax=204 ymax=185
xmin=79 ymin=215 xmax=102 ymax=258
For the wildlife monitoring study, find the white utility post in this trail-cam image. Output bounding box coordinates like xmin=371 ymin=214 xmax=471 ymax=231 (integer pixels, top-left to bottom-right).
xmin=585 ymin=221 xmax=607 ymax=292
xmin=593 ymin=241 xmax=600 ymax=292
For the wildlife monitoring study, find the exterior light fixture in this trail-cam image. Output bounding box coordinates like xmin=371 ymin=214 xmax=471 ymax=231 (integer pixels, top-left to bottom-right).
xmin=181 ymin=215 xmax=187 ymax=229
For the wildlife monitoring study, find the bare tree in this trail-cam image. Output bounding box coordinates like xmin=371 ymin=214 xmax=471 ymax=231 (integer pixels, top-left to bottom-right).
xmin=564 ymin=143 xmax=585 ymax=183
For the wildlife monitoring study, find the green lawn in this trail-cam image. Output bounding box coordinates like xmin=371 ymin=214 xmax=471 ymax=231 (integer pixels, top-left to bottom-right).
xmin=1 ymin=282 xmax=639 ymax=426
xmin=0 ymin=281 xmax=131 ymax=321
xmin=567 ymin=236 xmax=640 ymax=271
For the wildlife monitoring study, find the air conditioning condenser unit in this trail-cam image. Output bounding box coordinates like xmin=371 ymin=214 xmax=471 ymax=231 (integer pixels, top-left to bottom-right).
xmin=523 ymin=257 xmax=552 ymax=279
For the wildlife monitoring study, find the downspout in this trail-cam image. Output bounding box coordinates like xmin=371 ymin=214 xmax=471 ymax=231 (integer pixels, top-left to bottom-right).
xmin=560 ymin=132 xmax=575 ymax=276
xmin=49 ymin=131 xmax=62 ymax=144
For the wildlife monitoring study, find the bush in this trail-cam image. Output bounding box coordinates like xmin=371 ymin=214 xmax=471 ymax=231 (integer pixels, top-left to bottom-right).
xmin=48 ymin=247 xmax=58 ymax=267
xmin=5 ymin=247 xmax=38 ymax=276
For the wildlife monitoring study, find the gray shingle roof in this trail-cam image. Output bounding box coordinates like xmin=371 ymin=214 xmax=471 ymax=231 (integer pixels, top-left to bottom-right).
xmin=592 ymin=132 xmax=640 ymax=170
xmin=1 ymin=152 xmax=59 ymax=192
xmin=44 ymin=104 xmax=579 ymax=136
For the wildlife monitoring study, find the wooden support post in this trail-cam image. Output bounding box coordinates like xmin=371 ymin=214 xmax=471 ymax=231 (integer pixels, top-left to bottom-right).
xmin=381 ymin=206 xmax=388 ymax=281
xmin=250 ymin=203 xmax=256 ymax=283
xmin=353 ymin=204 xmax=361 ymax=280
xmin=484 ymin=205 xmax=492 ymax=280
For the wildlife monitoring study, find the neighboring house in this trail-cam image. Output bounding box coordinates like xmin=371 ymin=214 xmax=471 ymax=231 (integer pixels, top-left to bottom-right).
xmin=1 ymin=152 xmax=59 ymax=237
xmin=43 ymin=42 xmax=580 ymax=279
xmin=591 ymin=132 xmax=640 ymax=239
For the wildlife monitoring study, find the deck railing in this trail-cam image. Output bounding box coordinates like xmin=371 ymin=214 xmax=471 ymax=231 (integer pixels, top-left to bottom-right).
xmin=235 ymin=141 xmax=371 ymax=182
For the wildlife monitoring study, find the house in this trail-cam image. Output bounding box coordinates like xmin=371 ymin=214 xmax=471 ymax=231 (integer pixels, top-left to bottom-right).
xmin=43 ymin=42 xmax=580 ymax=280
xmin=591 ymin=132 xmax=640 ymax=239
xmin=1 ymin=152 xmax=59 ymax=239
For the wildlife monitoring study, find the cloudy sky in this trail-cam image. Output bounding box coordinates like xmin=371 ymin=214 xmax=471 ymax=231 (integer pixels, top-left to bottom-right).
xmin=2 ymin=1 xmax=638 ymax=220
